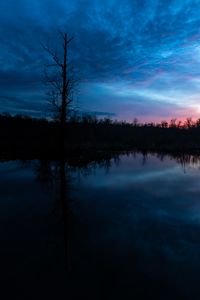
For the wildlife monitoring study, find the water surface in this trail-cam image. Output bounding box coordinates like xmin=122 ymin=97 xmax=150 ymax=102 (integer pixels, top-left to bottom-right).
xmin=1 ymin=153 xmax=200 ymax=299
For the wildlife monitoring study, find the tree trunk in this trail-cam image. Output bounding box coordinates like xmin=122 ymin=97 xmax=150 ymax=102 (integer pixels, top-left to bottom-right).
xmin=60 ymin=33 xmax=67 ymax=157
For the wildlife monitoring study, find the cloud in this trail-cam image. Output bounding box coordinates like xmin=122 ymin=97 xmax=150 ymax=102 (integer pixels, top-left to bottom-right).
xmin=1 ymin=0 xmax=200 ymax=120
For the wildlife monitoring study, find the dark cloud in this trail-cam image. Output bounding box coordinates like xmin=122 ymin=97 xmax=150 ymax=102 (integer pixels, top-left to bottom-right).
xmin=1 ymin=0 xmax=200 ymax=120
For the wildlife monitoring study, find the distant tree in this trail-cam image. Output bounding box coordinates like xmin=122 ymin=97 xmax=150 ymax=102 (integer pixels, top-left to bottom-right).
xmin=176 ymin=120 xmax=182 ymax=128
xmin=195 ymin=118 xmax=200 ymax=127
xmin=184 ymin=117 xmax=194 ymax=129
xmin=169 ymin=118 xmax=177 ymax=128
xmin=132 ymin=118 xmax=139 ymax=127
xmin=41 ymin=32 xmax=76 ymax=153
xmin=161 ymin=120 xmax=168 ymax=128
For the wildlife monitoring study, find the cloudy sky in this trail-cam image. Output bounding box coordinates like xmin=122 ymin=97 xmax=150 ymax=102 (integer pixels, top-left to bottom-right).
xmin=1 ymin=0 xmax=200 ymax=122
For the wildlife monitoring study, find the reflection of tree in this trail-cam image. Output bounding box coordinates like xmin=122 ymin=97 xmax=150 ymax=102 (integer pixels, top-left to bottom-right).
xmin=27 ymin=151 xmax=200 ymax=299
xmin=33 ymin=154 xmax=118 ymax=267
xmin=156 ymin=152 xmax=200 ymax=171
xmin=34 ymin=159 xmax=71 ymax=269
xmin=32 ymin=151 xmax=200 ymax=283
xmin=59 ymin=159 xmax=70 ymax=269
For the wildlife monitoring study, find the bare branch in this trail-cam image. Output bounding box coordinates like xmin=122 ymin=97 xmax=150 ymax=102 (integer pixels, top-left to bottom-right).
xmin=67 ymin=99 xmax=73 ymax=105
xmin=41 ymin=31 xmax=78 ymax=127
xmin=43 ymin=68 xmax=62 ymax=94
xmin=67 ymin=37 xmax=74 ymax=44
xmin=40 ymin=41 xmax=63 ymax=68
xmin=58 ymin=30 xmax=65 ymax=40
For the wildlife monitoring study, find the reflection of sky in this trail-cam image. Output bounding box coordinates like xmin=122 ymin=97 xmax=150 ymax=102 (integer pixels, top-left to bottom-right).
xmin=0 ymin=160 xmax=67 ymax=298
xmin=72 ymin=155 xmax=200 ymax=257
xmin=2 ymin=1 xmax=200 ymax=121
xmin=76 ymin=154 xmax=200 ymax=221
xmin=1 ymin=155 xmax=200 ymax=297
xmin=70 ymin=153 xmax=200 ymax=297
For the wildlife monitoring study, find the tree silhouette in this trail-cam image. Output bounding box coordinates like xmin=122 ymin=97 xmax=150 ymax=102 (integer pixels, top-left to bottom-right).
xmin=41 ymin=32 xmax=75 ymax=154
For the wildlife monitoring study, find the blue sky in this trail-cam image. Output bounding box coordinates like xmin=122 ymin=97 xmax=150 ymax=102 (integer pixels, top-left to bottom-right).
xmin=1 ymin=0 xmax=200 ymax=121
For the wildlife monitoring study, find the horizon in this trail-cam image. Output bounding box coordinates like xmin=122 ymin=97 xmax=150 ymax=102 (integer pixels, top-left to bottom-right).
xmin=1 ymin=111 xmax=200 ymax=127
xmin=1 ymin=0 xmax=200 ymax=122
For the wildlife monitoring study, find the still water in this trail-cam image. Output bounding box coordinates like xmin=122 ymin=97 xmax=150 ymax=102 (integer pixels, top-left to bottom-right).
xmin=1 ymin=153 xmax=200 ymax=299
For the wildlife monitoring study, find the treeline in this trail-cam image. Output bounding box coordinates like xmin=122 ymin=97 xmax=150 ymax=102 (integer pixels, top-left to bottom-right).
xmin=67 ymin=115 xmax=200 ymax=153
xmin=0 ymin=113 xmax=57 ymax=158
xmin=1 ymin=113 xmax=200 ymax=159
xmin=70 ymin=115 xmax=200 ymax=129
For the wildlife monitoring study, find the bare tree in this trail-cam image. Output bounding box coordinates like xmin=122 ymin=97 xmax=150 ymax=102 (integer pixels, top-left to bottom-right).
xmin=41 ymin=32 xmax=75 ymax=153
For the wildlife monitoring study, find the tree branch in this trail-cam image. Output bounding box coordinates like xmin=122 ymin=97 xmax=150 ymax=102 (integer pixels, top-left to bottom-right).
xmin=40 ymin=41 xmax=63 ymax=68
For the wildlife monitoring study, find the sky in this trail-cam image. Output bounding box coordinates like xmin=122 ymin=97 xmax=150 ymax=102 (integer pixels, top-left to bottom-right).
xmin=1 ymin=0 xmax=200 ymax=122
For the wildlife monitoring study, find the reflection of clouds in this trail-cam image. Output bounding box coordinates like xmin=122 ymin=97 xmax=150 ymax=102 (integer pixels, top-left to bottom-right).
xmin=70 ymin=161 xmax=200 ymax=300
xmin=1 ymin=153 xmax=200 ymax=296
xmin=83 ymin=167 xmax=179 ymax=187
xmin=1 ymin=149 xmax=200 ymax=235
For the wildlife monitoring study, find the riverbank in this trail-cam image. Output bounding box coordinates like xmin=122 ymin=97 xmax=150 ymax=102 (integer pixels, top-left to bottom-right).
xmin=1 ymin=114 xmax=200 ymax=162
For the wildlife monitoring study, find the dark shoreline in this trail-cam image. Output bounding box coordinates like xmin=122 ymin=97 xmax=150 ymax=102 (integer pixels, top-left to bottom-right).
xmin=2 ymin=113 xmax=200 ymax=164
xmin=1 ymin=146 xmax=200 ymax=168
